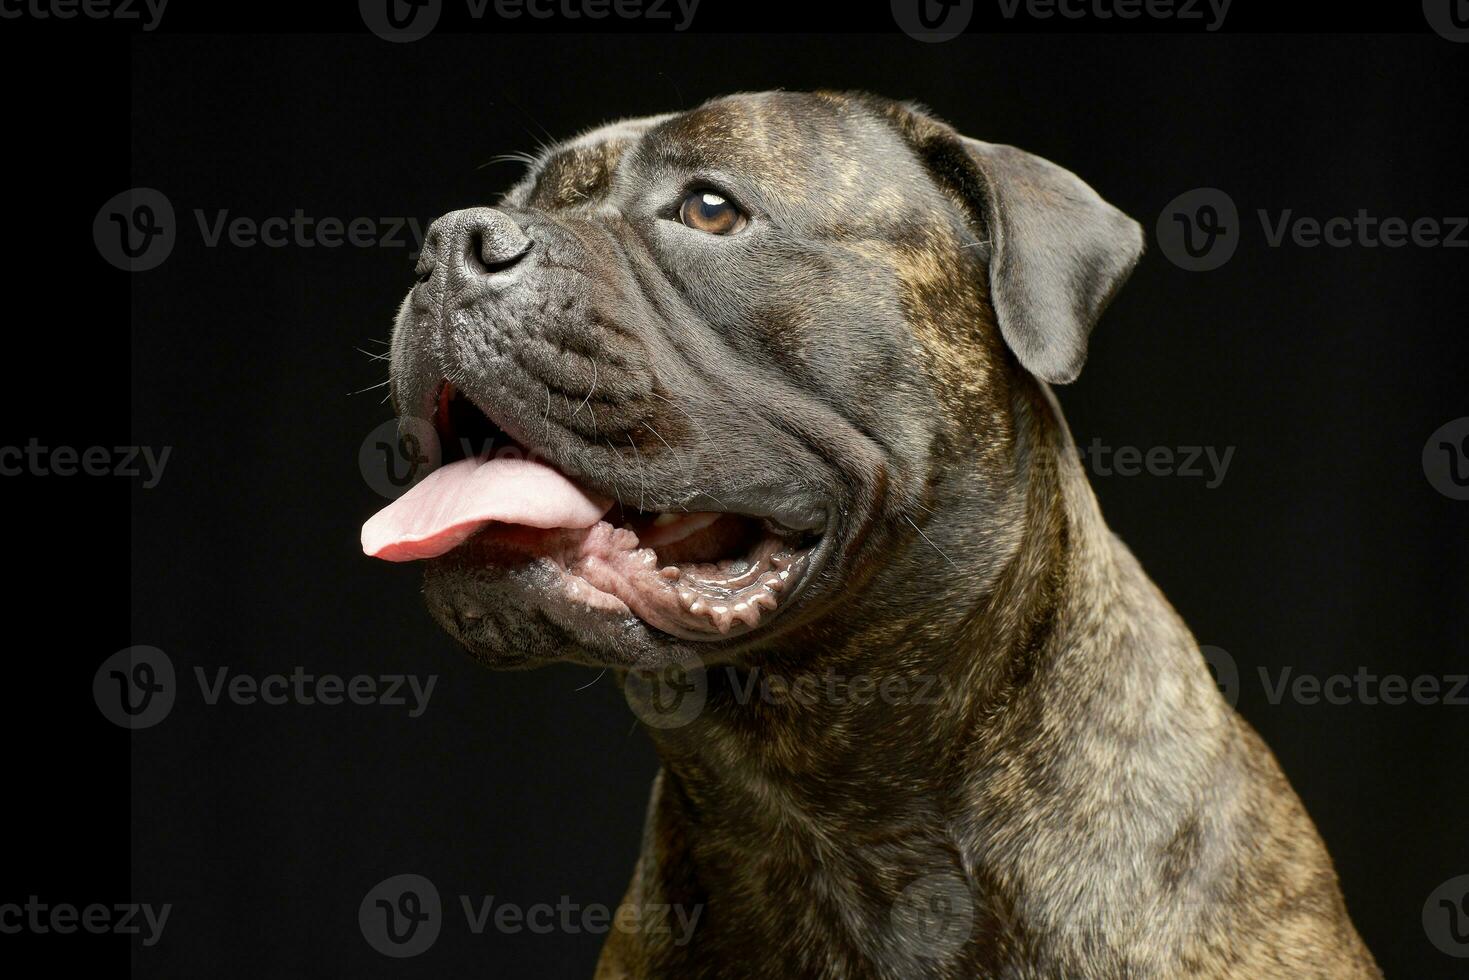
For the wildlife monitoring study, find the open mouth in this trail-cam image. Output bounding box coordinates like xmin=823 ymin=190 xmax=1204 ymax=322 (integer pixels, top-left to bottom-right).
xmin=361 ymin=384 xmax=825 ymax=640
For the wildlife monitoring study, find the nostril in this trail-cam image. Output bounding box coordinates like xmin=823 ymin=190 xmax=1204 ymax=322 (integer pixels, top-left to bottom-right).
xmin=429 ymin=207 xmax=533 ymax=281
xmin=467 ymin=231 xmax=531 ymax=276
xmin=461 ymin=209 xmax=532 ymax=276
xmin=466 ymin=228 xmax=486 ymax=267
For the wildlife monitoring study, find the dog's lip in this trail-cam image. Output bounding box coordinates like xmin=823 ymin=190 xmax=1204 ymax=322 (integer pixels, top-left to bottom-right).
xmin=417 ymin=379 xmax=835 ymax=642
xmin=426 ymin=379 xmax=829 ymax=534
xmin=445 ymin=509 xmax=836 ymax=645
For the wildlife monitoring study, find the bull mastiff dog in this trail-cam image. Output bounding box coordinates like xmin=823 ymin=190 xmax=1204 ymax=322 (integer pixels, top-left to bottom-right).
xmin=362 ymin=91 xmax=1379 ymax=978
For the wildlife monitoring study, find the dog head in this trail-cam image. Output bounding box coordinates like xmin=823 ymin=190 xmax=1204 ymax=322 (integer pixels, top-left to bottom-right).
xmin=362 ymin=91 xmax=1142 ymax=670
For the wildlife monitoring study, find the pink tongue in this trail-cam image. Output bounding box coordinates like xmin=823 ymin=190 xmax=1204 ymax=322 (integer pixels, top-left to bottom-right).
xmin=362 ymin=456 xmax=613 ymax=562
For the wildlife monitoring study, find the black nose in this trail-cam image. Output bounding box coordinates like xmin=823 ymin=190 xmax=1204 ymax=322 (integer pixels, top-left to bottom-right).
xmin=427 ymin=207 xmax=532 ymax=279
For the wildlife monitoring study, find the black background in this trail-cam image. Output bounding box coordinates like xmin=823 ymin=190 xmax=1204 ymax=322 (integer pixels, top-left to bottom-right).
xmin=6 ymin=3 xmax=1467 ymax=977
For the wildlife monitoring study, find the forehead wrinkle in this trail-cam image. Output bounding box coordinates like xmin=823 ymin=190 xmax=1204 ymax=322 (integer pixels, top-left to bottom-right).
xmin=637 ymin=98 xmax=815 ymax=180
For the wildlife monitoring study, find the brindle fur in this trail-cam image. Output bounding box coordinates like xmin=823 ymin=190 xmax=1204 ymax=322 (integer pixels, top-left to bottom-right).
xmin=388 ymin=91 xmax=1380 ymax=978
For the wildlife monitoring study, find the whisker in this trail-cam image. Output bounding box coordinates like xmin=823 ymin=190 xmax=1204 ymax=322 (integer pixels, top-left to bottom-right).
xmin=477 ymin=151 xmax=539 ymax=171
xmin=658 ymin=71 xmax=686 ymax=109
xmin=641 ymin=420 xmax=723 ymax=510
xmin=692 ymin=487 xmax=732 ymax=511
xmin=499 ymin=94 xmax=559 ymax=157
xmin=641 ymin=420 xmax=688 ymax=481
xmin=648 ymin=390 xmax=714 ymax=449
xmin=350 ymin=378 xmax=391 ymax=396
xmin=575 ymin=359 xmax=599 ymax=418
xmin=628 ymin=435 xmax=646 ymax=512
xmin=574 ymin=668 xmax=606 ymax=692
xmin=902 ymin=514 xmax=957 ymax=570
xmin=644 ymin=392 xmax=730 ymax=510
xmin=602 ymin=439 xmax=625 ymax=507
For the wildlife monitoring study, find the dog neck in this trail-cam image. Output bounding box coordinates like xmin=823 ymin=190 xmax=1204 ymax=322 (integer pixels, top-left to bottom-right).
xmin=617 ymin=377 xmax=1241 ymax=973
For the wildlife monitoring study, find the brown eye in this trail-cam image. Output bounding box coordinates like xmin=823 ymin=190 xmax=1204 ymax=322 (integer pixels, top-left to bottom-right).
xmin=679 ymin=190 xmax=746 ymax=235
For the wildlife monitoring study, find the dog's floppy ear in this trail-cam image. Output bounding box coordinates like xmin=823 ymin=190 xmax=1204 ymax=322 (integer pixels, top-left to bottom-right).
xmin=885 ymin=103 xmax=1144 ymax=384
